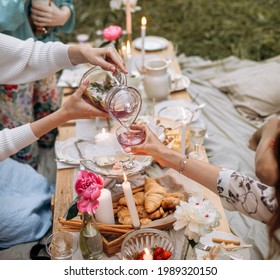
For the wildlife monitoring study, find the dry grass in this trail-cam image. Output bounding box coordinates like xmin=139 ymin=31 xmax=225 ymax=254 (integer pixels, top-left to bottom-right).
xmin=61 ymin=0 xmax=280 ymax=61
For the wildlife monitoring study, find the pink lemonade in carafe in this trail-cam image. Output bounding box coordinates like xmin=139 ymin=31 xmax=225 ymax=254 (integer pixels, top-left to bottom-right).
xmin=80 ymin=66 xmax=142 ymax=127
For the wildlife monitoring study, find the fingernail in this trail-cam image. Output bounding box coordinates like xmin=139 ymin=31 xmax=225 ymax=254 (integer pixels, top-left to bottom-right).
xmin=110 ymin=66 xmax=116 ymax=72
xmin=125 ymin=148 xmax=131 ymax=153
xmin=83 ymin=79 xmax=89 ymax=85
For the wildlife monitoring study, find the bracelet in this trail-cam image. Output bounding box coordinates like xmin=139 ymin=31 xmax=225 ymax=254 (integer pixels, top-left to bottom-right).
xmin=178 ymin=155 xmax=189 ymax=174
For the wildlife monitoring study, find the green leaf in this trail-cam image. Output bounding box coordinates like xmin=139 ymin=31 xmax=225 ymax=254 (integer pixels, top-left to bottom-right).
xmin=66 ymin=206 xmax=78 ymax=220
xmin=65 ymin=196 xmax=80 ymax=220
xmin=66 ymin=203 xmax=79 ymax=220
xmin=99 ymin=41 xmax=111 ymax=48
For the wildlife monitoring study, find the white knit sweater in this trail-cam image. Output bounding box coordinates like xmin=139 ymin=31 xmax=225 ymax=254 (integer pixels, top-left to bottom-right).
xmin=0 ymin=33 xmax=72 ymax=84
xmin=0 ymin=33 xmax=73 ymax=160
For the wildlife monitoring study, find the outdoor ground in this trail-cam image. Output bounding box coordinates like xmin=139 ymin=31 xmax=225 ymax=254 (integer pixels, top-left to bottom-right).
xmin=61 ymin=0 xmax=280 ymax=61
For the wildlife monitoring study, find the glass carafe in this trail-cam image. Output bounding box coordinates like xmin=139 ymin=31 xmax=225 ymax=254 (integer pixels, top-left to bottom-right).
xmin=80 ymin=66 xmax=142 ymax=127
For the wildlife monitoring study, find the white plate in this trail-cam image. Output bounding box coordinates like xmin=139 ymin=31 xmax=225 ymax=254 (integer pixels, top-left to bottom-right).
xmin=155 ymin=100 xmax=201 ymax=122
xmin=80 ymin=155 xmax=153 ymax=178
xmin=57 ymin=64 xmax=92 ymax=87
xmin=196 ymin=231 xmax=251 ymax=260
xmin=133 ymin=36 xmax=169 ymax=51
xmin=55 ymin=138 xmax=95 ymax=165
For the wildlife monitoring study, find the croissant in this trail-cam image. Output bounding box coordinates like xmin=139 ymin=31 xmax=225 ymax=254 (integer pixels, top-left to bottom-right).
xmin=144 ymin=179 xmax=167 ymax=213
xmin=117 ymin=206 xmax=129 ymax=217
xmin=118 ymin=191 xmax=145 ymax=206
xmin=147 ymin=209 xmax=162 ymax=220
xmin=117 ymin=207 xmax=132 ymax=225
xmin=144 ymin=178 xmax=157 ymax=193
xmin=140 ymin=218 xmax=152 ymax=225
xmin=118 ymin=214 xmax=132 ymax=225
xmin=164 ymin=192 xmax=186 ymax=201
xmin=136 ymin=205 xmax=149 ymax=219
xmin=161 ymin=197 xmax=180 ymax=210
xmin=147 ymin=207 xmax=164 ymax=220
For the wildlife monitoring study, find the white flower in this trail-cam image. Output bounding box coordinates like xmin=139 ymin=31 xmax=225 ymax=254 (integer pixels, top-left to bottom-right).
xmin=122 ymin=0 xmax=138 ymax=8
xmin=110 ymin=0 xmax=141 ymax=12
xmin=110 ymin=0 xmax=123 ymax=10
xmin=174 ymin=196 xmax=221 ymax=242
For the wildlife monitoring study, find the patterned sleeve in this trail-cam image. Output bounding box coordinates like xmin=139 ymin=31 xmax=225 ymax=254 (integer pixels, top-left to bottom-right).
xmin=217 ymin=169 xmax=277 ymax=223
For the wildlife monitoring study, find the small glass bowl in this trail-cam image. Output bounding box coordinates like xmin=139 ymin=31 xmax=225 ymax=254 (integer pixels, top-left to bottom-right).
xmin=121 ymin=228 xmax=175 ymax=260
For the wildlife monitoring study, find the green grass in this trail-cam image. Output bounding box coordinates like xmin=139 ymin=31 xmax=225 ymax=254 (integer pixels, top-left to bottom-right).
xmin=62 ymin=0 xmax=280 ymax=61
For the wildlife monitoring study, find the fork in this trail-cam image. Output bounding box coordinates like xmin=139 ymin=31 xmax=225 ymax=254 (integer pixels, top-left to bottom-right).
xmin=195 ymin=242 xmax=212 ymax=251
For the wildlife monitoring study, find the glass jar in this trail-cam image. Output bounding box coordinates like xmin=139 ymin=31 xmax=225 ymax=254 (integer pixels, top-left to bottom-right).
xmin=80 ymin=66 xmax=142 ymax=127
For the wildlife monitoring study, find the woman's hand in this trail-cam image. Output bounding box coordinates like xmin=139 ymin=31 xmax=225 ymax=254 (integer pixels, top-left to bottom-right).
xmin=125 ymin=125 xmax=169 ymax=167
xmin=60 ymin=80 xmax=109 ymax=121
xmin=68 ymin=45 xmax=128 ymax=74
xmin=31 ymin=2 xmax=71 ymax=28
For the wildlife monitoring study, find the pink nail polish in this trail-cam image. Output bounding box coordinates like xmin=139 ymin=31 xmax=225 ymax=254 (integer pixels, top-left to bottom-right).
xmin=83 ymin=79 xmax=89 ymax=85
xmin=110 ymin=66 xmax=116 ymax=72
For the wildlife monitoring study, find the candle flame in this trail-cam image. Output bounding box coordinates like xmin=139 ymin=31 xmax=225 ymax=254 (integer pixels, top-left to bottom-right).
xmin=126 ymin=40 xmax=131 ymax=55
xmin=102 ymin=128 xmax=106 ymax=134
xmin=144 ymin=248 xmax=150 ymax=255
xmin=141 ymin=16 xmax=147 ymax=26
xmin=123 ymin=172 xmax=127 ymax=182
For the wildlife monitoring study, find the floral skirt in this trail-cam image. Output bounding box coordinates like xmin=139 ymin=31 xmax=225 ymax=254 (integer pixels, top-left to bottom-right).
xmin=0 ymin=75 xmax=62 ymax=167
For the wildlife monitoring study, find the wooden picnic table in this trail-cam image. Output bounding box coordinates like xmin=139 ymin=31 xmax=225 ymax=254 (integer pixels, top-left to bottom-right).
xmin=52 ymin=41 xmax=231 ymax=241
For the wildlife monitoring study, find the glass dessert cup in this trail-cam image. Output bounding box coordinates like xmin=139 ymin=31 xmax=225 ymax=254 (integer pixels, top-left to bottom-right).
xmin=115 ymin=126 xmax=146 ymax=173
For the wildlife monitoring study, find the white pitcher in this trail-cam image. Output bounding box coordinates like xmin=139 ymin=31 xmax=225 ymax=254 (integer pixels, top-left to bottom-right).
xmin=143 ymin=59 xmax=171 ymax=101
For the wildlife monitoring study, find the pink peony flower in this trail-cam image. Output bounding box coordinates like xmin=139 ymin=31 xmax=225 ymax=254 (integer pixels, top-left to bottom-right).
xmin=75 ymin=170 xmax=104 ymax=214
xmin=102 ymin=25 xmax=122 ymax=41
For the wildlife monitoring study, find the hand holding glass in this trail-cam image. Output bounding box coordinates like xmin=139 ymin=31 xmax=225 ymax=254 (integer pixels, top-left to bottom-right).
xmin=116 ymin=126 xmax=146 ymax=172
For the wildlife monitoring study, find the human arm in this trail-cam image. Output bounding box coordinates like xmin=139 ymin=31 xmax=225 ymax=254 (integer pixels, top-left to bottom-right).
xmin=128 ymin=125 xmax=277 ymax=223
xmin=30 ymin=1 xmax=74 ymax=30
xmin=0 ymin=80 xmax=108 ymax=161
xmin=128 ymin=125 xmax=221 ymax=193
xmin=0 ymin=33 xmax=127 ymax=84
xmin=249 ymin=118 xmax=280 ymax=186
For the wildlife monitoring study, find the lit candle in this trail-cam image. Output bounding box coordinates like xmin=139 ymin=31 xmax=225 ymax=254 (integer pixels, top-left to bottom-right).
xmin=121 ymin=44 xmax=127 ymax=60
xmin=143 ymin=248 xmax=153 ymax=260
xmin=181 ymin=120 xmax=187 ymax=154
xmin=94 ymin=189 xmax=115 ymax=224
xmin=126 ymin=40 xmax=132 ymax=76
xmin=122 ymin=172 xmax=140 ymax=229
xmin=95 ymin=128 xmax=110 ymax=143
xmin=126 ymin=0 xmax=132 ymax=36
xmin=141 ymin=16 xmax=147 ymax=71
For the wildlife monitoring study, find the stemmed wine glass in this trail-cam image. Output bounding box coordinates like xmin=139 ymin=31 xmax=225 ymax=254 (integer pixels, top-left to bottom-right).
xmin=188 ymin=119 xmax=207 ymax=160
xmin=115 ymin=126 xmax=146 ymax=173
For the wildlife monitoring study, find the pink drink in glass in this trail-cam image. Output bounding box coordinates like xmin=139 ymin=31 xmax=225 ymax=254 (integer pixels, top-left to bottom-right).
xmin=117 ymin=127 xmax=145 ymax=148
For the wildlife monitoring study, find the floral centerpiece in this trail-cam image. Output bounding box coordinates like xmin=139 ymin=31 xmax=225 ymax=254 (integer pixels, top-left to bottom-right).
xmin=173 ymin=196 xmax=221 ymax=260
xmin=66 ymin=170 xmax=105 ymax=260
xmin=99 ymin=25 xmax=123 ymax=53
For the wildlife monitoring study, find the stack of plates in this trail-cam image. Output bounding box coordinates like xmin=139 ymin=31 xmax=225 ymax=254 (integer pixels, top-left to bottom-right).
xmin=133 ymin=36 xmax=169 ymax=51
